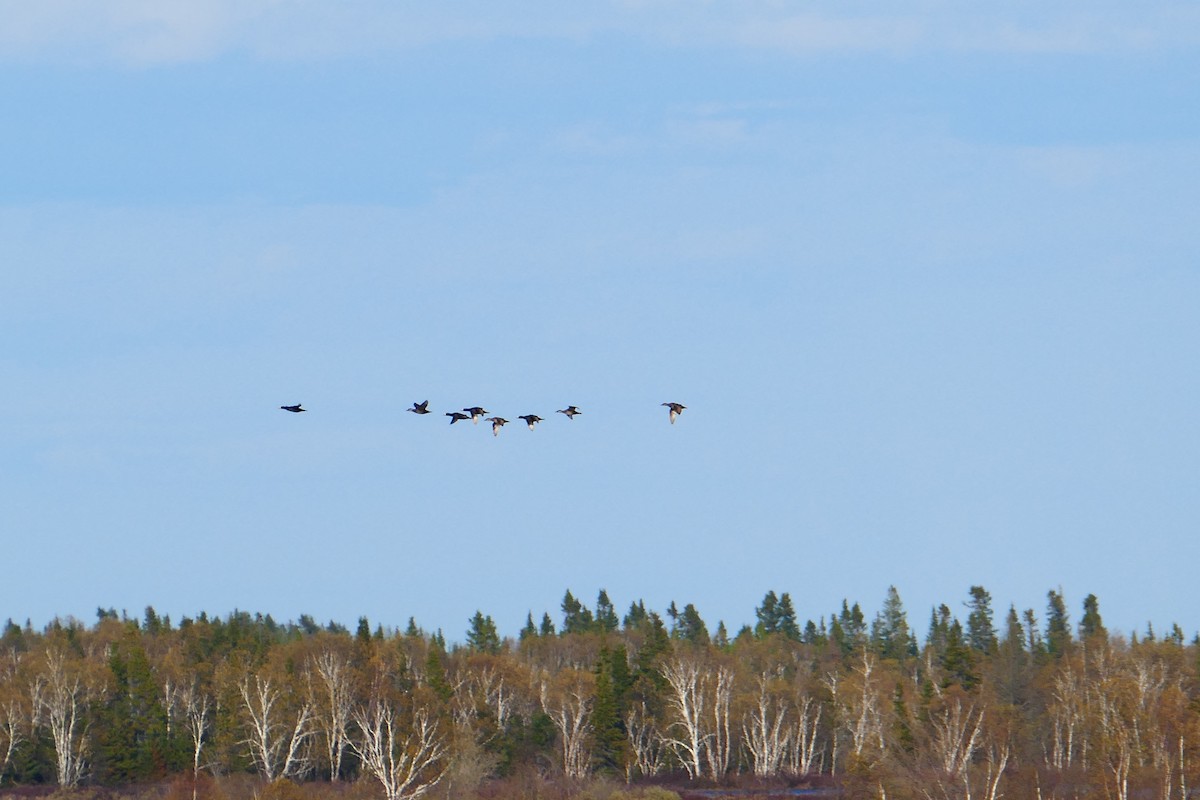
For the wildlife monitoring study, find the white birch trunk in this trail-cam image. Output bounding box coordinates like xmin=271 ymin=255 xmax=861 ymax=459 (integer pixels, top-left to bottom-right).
xmin=743 ymin=672 xmax=789 ymax=777
xmin=238 ymin=674 xmax=314 ymax=781
xmin=309 ymin=650 xmax=353 ymax=781
xmin=34 ymin=650 xmax=92 ymax=788
xmin=539 ymin=681 xmax=592 ymax=779
xmin=661 ymin=657 xmax=709 ymax=779
xmin=351 ymin=703 xmax=446 ymax=800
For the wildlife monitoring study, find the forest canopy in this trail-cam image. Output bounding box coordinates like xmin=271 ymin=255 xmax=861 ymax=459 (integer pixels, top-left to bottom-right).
xmin=0 ymin=587 xmax=1196 ymax=800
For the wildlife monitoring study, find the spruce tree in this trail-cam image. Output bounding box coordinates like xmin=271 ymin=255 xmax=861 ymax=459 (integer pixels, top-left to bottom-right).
xmin=633 ymin=613 xmax=671 ymax=697
xmin=1046 ymin=589 xmax=1072 ymax=658
xmin=94 ymin=628 xmax=170 ymax=782
xmin=926 ymin=605 xmax=952 ymax=656
xmin=467 ymin=611 xmax=501 ymax=654
xmin=520 ymin=612 xmax=538 ymax=641
xmin=776 ymin=593 xmax=801 ymax=640
xmin=995 ymin=605 xmax=1030 ymax=706
xmin=839 ymin=600 xmax=867 ymax=648
xmin=1079 ymin=593 xmax=1106 ymax=641
xmin=561 ymin=590 xmax=595 ymax=634
xmin=755 ymin=591 xmax=780 ymax=637
xmin=872 ymin=586 xmax=915 ymax=661
xmin=425 ymin=644 xmax=453 ymax=703
xmin=965 ymin=586 xmax=998 ymax=655
xmin=623 ymin=600 xmax=649 ymax=630
xmin=1022 ymin=608 xmax=1044 ymax=656
xmin=940 ymin=620 xmax=978 ymax=691
xmin=672 ymin=604 xmax=709 ymax=645
xmin=591 ymin=646 xmax=632 ymax=774
xmin=356 ymin=616 xmax=372 ymax=644
xmin=802 ymin=619 xmax=827 ymax=646
xmin=829 ymin=616 xmax=849 ymax=656
xmin=595 ymin=590 xmax=619 ymax=633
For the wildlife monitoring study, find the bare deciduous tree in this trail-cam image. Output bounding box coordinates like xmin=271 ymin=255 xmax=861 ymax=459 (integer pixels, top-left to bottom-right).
xmin=707 ymin=664 xmax=734 ymax=780
xmin=786 ymin=694 xmax=825 ymax=777
xmin=661 ymin=656 xmax=710 ymax=779
xmin=238 ymin=673 xmax=314 ymax=781
xmin=309 ymin=649 xmax=354 ymax=781
xmin=625 ymin=700 xmax=666 ymax=780
xmin=351 ymin=702 xmax=446 ymax=800
xmin=743 ymin=672 xmax=790 ymax=777
xmin=922 ymin=695 xmax=984 ymax=800
xmin=539 ymin=670 xmax=593 ymax=779
xmin=32 ymin=648 xmax=96 ymax=787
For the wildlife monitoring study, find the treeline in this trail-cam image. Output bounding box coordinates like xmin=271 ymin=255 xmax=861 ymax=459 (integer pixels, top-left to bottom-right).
xmin=1 ymin=587 xmax=1198 ymax=800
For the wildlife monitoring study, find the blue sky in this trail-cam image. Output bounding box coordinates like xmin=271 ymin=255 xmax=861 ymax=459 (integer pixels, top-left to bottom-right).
xmin=2 ymin=2 xmax=1198 ymax=642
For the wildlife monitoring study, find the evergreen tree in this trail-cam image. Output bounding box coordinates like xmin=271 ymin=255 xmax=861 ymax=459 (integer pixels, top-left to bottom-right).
xmin=802 ymin=618 xmax=827 ymax=646
xmin=425 ymin=645 xmax=453 ymax=704
xmin=595 ymin=590 xmax=619 ymax=633
xmin=591 ymin=646 xmax=632 ymax=774
xmin=561 ymin=590 xmax=595 ymax=634
xmin=1079 ymin=593 xmax=1107 ymax=641
xmin=940 ymin=620 xmax=978 ymax=691
xmin=1001 ymin=605 xmax=1024 ymax=650
xmin=143 ymin=605 xmax=165 ymax=635
xmin=829 ymin=616 xmax=849 ymax=656
xmin=623 ymin=600 xmax=649 ymax=630
xmin=94 ymin=628 xmax=171 ymax=782
xmin=755 ymin=591 xmax=780 ymax=637
xmin=520 ymin=612 xmax=538 ymax=641
xmin=356 ymin=616 xmax=372 ymax=645
xmin=1046 ymin=589 xmax=1072 ymax=658
xmin=776 ymin=593 xmax=801 ymax=640
xmin=839 ymin=600 xmax=867 ymax=647
xmin=995 ymin=606 xmax=1030 ymax=706
xmin=926 ymin=605 xmax=952 ymax=656
xmin=466 ymin=611 xmax=502 ymax=654
xmin=672 ymin=603 xmax=709 ymax=645
xmin=965 ymin=586 xmax=998 ymax=655
xmin=632 ymin=613 xmax=671 ymax=697
xmin=713 ymin=621 xmax=730 ymax=648
xmin=871 ymin=586 xmax=915 ymax=661
xmin=539 ymin=612 xmax=556 ymax=637
xmin=1022 ymin=608 xmax=1044 ymax=656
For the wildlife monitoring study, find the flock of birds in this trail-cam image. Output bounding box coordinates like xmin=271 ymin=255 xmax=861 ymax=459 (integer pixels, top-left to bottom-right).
xmin=279 ymin=401 xmax=687 ymax=435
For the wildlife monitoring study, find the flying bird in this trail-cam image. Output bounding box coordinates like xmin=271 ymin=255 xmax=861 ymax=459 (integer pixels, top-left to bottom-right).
xmin=280 ymin=404 xmax=305 ymax=413
xmin=463 ymin=407 xmax=489 ymax=425
xmin=446 ymin=411 xmax=470 ymax=424
xmin=408 ymin=400 xmax=431 ymax=415
xmin=557 ymin=406 xmax=581 ymax=420
xmin=662 ymin=402 xmax=686 ymax=424
xmin=486 ymin=417 xmax=509 ymax=436
xmin=518 ymin=414 xmax=544 ymax=430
